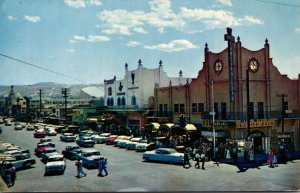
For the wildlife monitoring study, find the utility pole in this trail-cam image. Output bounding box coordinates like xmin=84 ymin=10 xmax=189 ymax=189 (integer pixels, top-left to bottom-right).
xmin=38 ymin=89 xmax=43 ymax=119
xmin=210 ymin=80 xmax=216 ymax=158
xmin=277 ymin=93 xmax=288 ymax=134
xmin=246 ymin=69 xmax=250 ymax=138
xmin=61 ymin=88 xmax=70 ymax=124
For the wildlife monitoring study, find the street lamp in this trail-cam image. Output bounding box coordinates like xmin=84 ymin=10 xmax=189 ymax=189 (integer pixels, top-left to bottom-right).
xmin=209 ymin=80 xmax=216 ymax=159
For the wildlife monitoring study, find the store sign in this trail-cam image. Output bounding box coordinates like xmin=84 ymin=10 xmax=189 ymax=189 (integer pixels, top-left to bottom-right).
xmin=237 ymin=119 xmax=274 ymax=128
xmin=202 ymin=119 xmax=228 ymax=127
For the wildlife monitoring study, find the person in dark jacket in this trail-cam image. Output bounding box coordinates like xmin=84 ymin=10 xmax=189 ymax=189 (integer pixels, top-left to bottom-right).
xmin=98 ymin=158 xmax=108 ymax=177
xmin=183 ymin=148 xmax=191 ymax=168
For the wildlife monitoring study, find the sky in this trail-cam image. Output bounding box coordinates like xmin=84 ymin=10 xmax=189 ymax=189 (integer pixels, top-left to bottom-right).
xmin=0 ymin=0 xmax=299 ymax=86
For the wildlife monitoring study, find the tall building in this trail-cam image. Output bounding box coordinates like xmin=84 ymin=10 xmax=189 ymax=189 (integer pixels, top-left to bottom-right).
xmin=103 ymin=59 xmax=191 ymax=136
xmin=155 ymin=28 xmax=300 ymax=153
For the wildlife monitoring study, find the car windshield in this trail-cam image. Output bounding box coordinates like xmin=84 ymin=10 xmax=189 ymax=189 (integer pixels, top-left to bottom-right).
xmin=84 ymin=151 xmax=100 ymax=156
xmin=48 ymin=157 xmax=63 ymax=162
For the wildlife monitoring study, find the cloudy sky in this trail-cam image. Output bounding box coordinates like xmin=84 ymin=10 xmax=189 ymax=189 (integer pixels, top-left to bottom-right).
xmin=0 ymin=0 xmax=299 ymax=85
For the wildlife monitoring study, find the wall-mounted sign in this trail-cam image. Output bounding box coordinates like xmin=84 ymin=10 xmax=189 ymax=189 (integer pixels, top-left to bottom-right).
xmin=117 ymin=92 xmax=125 ymax=96
xmin=237 ymin=119 xmax=275 ymax=128
xmin=128 ymin=87 xmax=139 ymax=90
xmin=201 ymin=131 xmax=228 ymax=137
xmin=202 ymin=119 xmax=228 ymax=127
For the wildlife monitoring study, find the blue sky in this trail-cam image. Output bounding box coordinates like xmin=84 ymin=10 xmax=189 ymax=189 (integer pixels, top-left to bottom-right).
xmin=0 ymin=0 xmax=299 ymax=86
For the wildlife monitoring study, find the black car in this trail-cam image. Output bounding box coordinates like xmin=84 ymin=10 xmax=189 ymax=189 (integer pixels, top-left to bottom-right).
xmin=62 ymin=146 xmax=82 ymax=160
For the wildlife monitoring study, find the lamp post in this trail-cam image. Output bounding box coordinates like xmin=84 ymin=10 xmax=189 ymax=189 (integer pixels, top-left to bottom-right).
xmin=209 ymin=80 xmax=216 ymax=158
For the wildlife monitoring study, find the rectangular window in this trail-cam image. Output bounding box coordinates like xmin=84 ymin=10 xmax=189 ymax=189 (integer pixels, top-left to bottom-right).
xmin=249 ymin=102 xmax=254 ymax=119
xmin=174 ymin=104 xmax=179 ymax=113
xmin=214 ymin=103 xmax=219 ymax=119
xmin=221 ymin=103 xmax=227 ymax=120
xmin=198 ymin=103 xmax=204 ymax=113
xmin=164 ymin=104 xmax=168 ymax=117
xmin=192 ymin=103 xmax=197 ymax=113
xmin=257 ymin=102 xmax=264 ymax=119
xmin=180 ymin=104 xmax=185 ymax=113
xmin=159 ymin=104 xmax=163 ymax=117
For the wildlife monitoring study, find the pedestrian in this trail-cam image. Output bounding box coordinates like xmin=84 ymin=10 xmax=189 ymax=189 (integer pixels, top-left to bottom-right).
xmin=279 ymin=142 xmax=286 ymax=163
xmin=183 ymin=148 xmax=191 ymax=168
xmin=199 ymin=146 xmax=206 ymax=170
xmin=232 ymin=143 xmax=238 ymax=164
xmin=273 ymin=153 xmax=278 ymax=167
xmin=98 ymin=158 xmax=108 ymax=177
xmin=4 ymin=166 xmax=11 ymax=187
xmin=267 ymin=149 xmax=274 ymax=168
xmin=194 ymin=149 xmax=201 ymax=169
xmin=225 ymin=146 xmax=231 ymax=163
xmin=213 ymin=146 xmax=219 ymax=167
xmin=76 ymin=159 xmax=87 ymax=178
xmin=10 ymin=166 xmax=16 ymax=187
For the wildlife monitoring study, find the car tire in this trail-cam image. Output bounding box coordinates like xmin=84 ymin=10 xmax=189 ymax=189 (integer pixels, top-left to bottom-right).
xmin=23 ymin=162 xmax=32 ymax=168
xmin=144 ymin=157 xmax=150 ymax=162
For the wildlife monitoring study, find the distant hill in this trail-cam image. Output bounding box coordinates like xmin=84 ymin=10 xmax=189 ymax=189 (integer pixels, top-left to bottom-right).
xmin=0 ymin=82 xmax=104 ymax=98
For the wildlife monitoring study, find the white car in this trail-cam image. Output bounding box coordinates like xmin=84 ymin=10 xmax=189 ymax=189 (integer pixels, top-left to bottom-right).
xmin=114 ymin=136 xmax=132 ymax=146
xmin=142 ymin=148 xmax=184 ymax=164
xmin=26 ymin=124 xmax=34 ymax=131
xmin=92 ymin=133 xmax=111 ymax=144
xmin=45 ymin=154 xmax=66 ymax=175
xmin=125 ymin=137 xmax=143 ymax=150
xmin=46 ymin=128 xmax=57 ymax=136
xmin=14 ymin=124 xmax=23 ymax=130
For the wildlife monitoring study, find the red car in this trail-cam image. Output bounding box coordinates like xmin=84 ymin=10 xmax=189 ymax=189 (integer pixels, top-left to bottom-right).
xmin=34 ymin=131 xmax=47 ymax=138
xmin=106 ymin=135 xmax=118 ymax=145
xmin=35 ymin=143 xmax=52 ymax=156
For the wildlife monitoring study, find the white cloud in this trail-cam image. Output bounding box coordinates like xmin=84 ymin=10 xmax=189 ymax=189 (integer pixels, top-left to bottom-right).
xmin=90 ymin=0 xmax=102 ymax=6
xmin=87 ymin=35 xmax=110 ymax=42
xmin=73 ymin=35 xmax=86 ymax=41
xmin=144 ymin=39 xmax=197 ymax=52
xmin=64 ymin=0 xmax=102 ymax=8
xmin=69 ymin=39 xmax=78 ymax=44
xmin=24 ymin=15 xmax=41 ymax=23
xmin=66 ymin=49 xmax=75 ymax=52
xmin=126 ymin=41 xmax=141 ymax=47
xmin=64 ymin=0 xmax=86 ymax=8
xmin=295 ymin=28 xmax=300 ymax=33
xmin=215 ymin=0 xmax=232 ymax=6
xmin=97 ymin=0 xmax=262 ymax=35
xmin=7 ymin=16 xmax=17 ymax=21
xmin=243 ymin=16 xmax=263 ymax=25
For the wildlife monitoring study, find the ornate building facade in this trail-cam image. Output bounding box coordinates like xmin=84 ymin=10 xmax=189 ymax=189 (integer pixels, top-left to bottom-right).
xmin=155 ymin=28 xmax=300 ymax=153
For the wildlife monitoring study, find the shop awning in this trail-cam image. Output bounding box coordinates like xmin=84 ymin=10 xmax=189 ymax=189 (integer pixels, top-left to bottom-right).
xmin=150 ymin=122 xmax=160 ymax=129
xmin=184 ymin=124 xmax=197 ymax=131
xmin=159 ymin=123 xmax=174 ymax=131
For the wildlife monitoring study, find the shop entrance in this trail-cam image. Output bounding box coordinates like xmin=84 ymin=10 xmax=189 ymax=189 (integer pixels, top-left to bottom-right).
xmin=250 ymin=131 xmax=265 ymax=154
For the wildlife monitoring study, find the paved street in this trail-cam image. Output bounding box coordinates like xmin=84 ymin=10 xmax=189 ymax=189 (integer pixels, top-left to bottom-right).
xmin=0 ymin=124 xmax=300 ymax=192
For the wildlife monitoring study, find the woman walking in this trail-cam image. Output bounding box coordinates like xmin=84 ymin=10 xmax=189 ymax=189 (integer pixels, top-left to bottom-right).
xmin=267 ymin=149 xmax=274 ymax=168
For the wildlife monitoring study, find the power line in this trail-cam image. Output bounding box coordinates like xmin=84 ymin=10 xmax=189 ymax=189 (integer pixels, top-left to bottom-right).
xmin=252 ymin=0 xmax=300 ymax=7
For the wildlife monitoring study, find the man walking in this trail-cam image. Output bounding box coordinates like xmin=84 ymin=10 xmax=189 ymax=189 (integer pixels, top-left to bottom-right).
xmin=76 ymin=159 xmax=87 ymax=178
xmin=183 ymin=148 xmax=191 ymax=168
xmin=10 ymin=167 xmax=16 ymax=187
xmin=98 ymin=158 xmax=108 ymax=177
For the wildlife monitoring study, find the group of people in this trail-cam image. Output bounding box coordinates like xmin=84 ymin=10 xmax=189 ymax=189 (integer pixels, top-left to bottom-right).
xmin=4 ymin=164 xmax=16 ymax=187
xmin=75 ymin=157 xmax=108 ymax=178
xmin=183 ymin=146 xmax=206 ymax=170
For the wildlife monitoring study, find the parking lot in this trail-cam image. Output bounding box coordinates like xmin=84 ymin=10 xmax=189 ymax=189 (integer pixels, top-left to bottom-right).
xmin=0 ymin=122 xmax=300 ymax=192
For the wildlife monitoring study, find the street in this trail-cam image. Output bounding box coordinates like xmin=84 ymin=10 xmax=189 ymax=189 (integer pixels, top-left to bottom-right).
xmin=0 ymin=123 xmax=299 ymax=192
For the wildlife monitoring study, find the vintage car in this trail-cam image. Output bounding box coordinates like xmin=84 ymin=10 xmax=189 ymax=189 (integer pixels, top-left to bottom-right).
xmin=105 ymin=135 xmax=118 ymax=145
xmin=62 ymin=146 xmax=82 ymax=160
xmin=136 ymin=141 xmax=156 ymax=152
xmin=34 ymin=130 xmax=47 ymax=138
xmin=142 ymin=148 xmax=184 ymax=164
xmin=1 ymin=154 xmax=36 ymax=170
xmin=91 ymin=133 xmax=111 ymax=144
xmin=77 ymin=148 xmax=103 ymax=169
xmin=40 ymin=147 xmax=58 ymax=161
xmin=44 ymin=154 xmax=66 ymax=175
xmin=26 ymin=124 xmax=35 ymax=131
xmin=54 ymin=125 xmax=67 ymax=133
xmin=14 ymin=124 xmax=23 ymax=130
xmin=34 ymin=143 xmax=53 ymax=156
xmin=125 ymin=137 xmax=143 ymax=150
xmin=37 ymin=140 xmax=55 ymax=148
xmin=60 ymin=133 xmax=77 ymax=142
xmin=76 ymin=136 xmax=95 ymax=147
xmin=4 ymin=150 xmax=31 ymax=159
xmin=114 ymin=136 xmax=132 ymax=147
xmin=4 ymin=119 xmax=12 ymax=126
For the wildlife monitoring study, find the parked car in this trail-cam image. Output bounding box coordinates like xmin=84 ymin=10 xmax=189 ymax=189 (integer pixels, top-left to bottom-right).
xmin=1 ymin=154 xmax=36 ymax=170
xmin=80 ymin=130 xmax=94 ymax=137
xmin=34 ymin=130 xmax=47 ymax=138
xmin=114 ymin=135 xmax=132 ymax=146
xmin=26 ymin=124 xmax=34 ymax=131
xmin=35 ymin=143 xmax=53 ymax=156
xmin=125 ymin=137 xmax=143 ymax=150
xmin=4 ymin=150 xmax=31 ymax=159
xmin=4 ymin=119 xmax=12 ymax=126
xmin=136 ymin=141 xmax=156 ymax=152
xmin=76 ymin=136 xmax=95 ymax=147
xmin=60 ymin=133 xmax=77 ymax=142
xmin=77 ymin=148 xmax=103 ymax=169
xmin=62 ymin=146 xmax=82 ymax=160
xmin=0 ymin=118 xmax=3 ymax=124
xmin=45 ymin=128 xmax=57 ymax=136
xmin=105 ymin=135 xmax=118 ymax=145
xmin=142 ymin=148 xmax=184 ymax=164
xmin=40 ymin=147 xmax=58 ymax=161
xmin=54 ymin=125 xmax=67 ymax=133
xmin=92 ymin=133 xmax=111 ymax=144
xmin=1 ymin=146 xmax=30 ymax=154
xmin=44 ymin=154 xmax=66 ymax=175
xmin=14 ymin=124 xmax=23 ymax=130
xmin=37 ymin=141 xmax=55 ymax=148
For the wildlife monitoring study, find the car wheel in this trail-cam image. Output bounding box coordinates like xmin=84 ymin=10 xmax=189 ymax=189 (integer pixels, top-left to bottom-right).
xmin=144 ymin=157 xmax=150 ymax=162
xmin=23 ymin=162 xmax=31 ymax=168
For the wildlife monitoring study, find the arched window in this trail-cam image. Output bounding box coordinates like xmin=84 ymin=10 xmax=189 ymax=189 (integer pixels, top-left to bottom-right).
xmin=131 ymin=96 xmax=136 ymax=106
xmin=111 ymin=98 xmax=114 ymax=106
xmin=117 ymin=97 xmax=121 ymax=106
xmin=107 ymin=98 xmax=110 ymax=106
xmin=122 ymin=97 xmax=126 ymax=106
